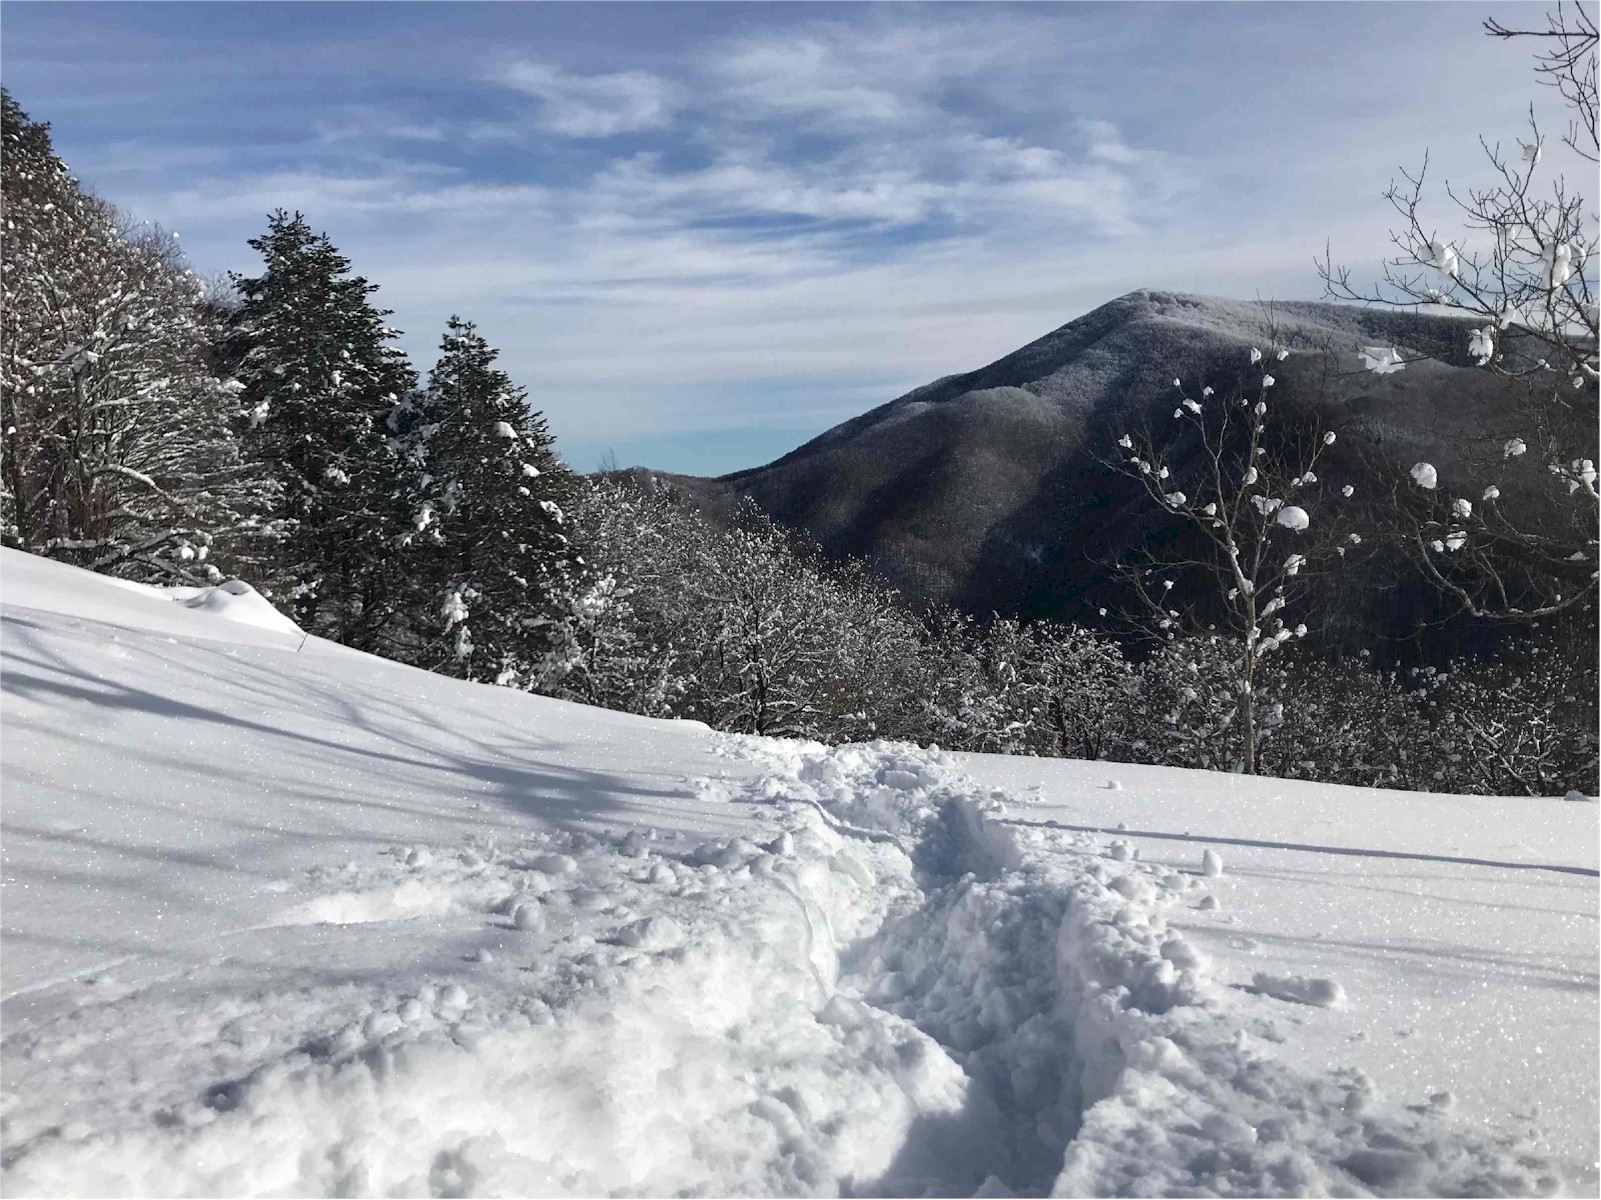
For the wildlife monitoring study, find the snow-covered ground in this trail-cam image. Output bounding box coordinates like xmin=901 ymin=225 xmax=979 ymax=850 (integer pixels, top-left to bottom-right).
xmin=2 ymin=548 xmax=1595 ymax=1197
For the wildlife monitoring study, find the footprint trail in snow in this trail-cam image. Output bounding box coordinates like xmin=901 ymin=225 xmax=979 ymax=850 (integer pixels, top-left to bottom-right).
xmin=1 ymin=737 xmax=1559 ymax=1197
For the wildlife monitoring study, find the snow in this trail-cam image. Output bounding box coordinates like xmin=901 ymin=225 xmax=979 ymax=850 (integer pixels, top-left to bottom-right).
xmin=1544 ymin=243 xmax=1574 ymax=289
xmin=1359 ymin=346 xmax=1406 ymax=375
xmin=1427 ymin=240 xmax=1460 ymax=280
xmin=1251 ymin=972 xmax=1346 ymax=1008
xmin=166 ymin=578 xmax=303 ymax=637
xmin=1470 ymin=325 xmax=1496 ymax=364
xmin=2 ymin=549 xmax=1596 ymax=1197
xmin=962 ymin=755 xmax=1598 ymax=1195
xmin=1274 ymin=505 xmax=1309 ymax=531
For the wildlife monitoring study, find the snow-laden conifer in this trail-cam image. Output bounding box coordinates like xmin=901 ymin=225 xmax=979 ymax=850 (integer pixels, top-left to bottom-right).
xmin=225 ymin=210 xmax=419 ymax=647
xmin=393 ymin=317 xmax=575 ymax=683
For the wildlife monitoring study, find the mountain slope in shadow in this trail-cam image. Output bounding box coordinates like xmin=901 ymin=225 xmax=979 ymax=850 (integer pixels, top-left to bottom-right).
xmin=636 ymin=289 xmax=1551 ymax=633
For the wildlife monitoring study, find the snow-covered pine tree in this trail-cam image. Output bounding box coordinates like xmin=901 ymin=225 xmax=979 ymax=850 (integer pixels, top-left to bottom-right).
xmin=393 ymin=317 xmax=576 ymax=684
xmin=1 ymin=89 xmax=271 ymax=582
xmin=226 ymin=210 xmax=418 ymax=647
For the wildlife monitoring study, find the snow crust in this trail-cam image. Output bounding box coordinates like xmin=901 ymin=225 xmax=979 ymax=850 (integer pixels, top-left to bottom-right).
xmin=2 ymin=550 xmax=1594 ymax=1197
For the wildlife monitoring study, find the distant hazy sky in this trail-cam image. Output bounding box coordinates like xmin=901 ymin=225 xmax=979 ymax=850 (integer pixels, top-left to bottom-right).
xmin=3 ymin=2 xmax=1582 ymax=473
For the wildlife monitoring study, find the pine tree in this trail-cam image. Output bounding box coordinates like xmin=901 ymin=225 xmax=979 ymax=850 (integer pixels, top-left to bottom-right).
xmin=227 ymin=210 xmax=418 ymax=647
xmin=394 ymin=317 xmax=575 ymax=683
xmin=1 ymin=89 xmax=270 ymax=582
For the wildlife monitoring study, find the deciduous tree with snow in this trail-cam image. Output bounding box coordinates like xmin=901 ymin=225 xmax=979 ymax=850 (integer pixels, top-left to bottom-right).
xmin=0 ymin=90 xmax=270 ymax=582
xmin=1112 ymin=344 xmax=1349 ymax=773
xmin=1319 ymin=4 xmax=1598 ymax=621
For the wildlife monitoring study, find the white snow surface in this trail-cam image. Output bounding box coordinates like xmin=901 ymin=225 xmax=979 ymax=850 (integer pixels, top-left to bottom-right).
xmin=2 ymin=549 xmax=1596 ymax=1197
xmin=166 ymin=578 xmax=305 ymax=637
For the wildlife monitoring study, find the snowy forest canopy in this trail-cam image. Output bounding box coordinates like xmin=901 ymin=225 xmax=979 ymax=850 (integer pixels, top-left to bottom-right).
xmin=1 ymin=85 xmax=1595 ymax=797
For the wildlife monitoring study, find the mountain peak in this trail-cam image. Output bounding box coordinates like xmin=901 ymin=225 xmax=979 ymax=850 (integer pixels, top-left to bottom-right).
xmin=695 ymin=287 xmax=1526 ymax=622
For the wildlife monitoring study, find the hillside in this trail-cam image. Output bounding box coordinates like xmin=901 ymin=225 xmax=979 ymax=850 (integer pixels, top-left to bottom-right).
xmin=657 ymin=290 xmax=1551 ymax=632
xmin=2 ymin=549 xmax=1596 ymax=1196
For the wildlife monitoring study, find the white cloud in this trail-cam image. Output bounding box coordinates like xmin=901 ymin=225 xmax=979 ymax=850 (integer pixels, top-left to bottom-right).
xmin=315 ymin=109 xmax=448 ymax=144
xmin=711 ymin=36 xmax=915 ymax=126
xmin=705 ymin=11 xmax=1083 ymax=130
xmin=496 ymin=61 xmax=672 ymax=138
xmin=125 ymin=170 xmax=553 ymax=225
xmin=57 ymin=3 xmax=1584 ymax=468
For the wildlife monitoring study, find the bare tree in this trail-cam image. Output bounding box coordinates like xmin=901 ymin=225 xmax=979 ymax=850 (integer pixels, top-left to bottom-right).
xmin=1486 ymin=3 xmax=1598 ymax=164
xmin=1111 ymin=342 xmax=1351 ymax=773
xmin=1317 ymin=5 xmax=1598 ymax=621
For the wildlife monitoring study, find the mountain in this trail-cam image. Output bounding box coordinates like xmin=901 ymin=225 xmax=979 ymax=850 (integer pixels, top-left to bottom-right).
xmin=642 ymin=289 xmax=1553 ymax=641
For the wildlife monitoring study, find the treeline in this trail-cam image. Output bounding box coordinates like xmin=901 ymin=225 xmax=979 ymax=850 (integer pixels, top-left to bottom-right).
xmin=3 ymin=91 xmax=1593 ymax=796
xmin=2 ymin=92 xmax=576 ymax=679
xmin=553 ymin=477 xmax=1595 ymax=795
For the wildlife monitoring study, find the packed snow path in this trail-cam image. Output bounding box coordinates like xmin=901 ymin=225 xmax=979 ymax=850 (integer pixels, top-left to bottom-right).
xmin=2 ymin=551 xmax=1594 ymax=1196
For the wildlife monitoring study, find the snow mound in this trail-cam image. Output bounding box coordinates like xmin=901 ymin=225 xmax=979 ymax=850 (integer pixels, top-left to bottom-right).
xmin=1252 ymin=971 xmax=1347 ymax=1008
xmin=168 ymin=579 xmax=302 ymax=636
xmin=278 ymin=878 xmax=460 ymax=926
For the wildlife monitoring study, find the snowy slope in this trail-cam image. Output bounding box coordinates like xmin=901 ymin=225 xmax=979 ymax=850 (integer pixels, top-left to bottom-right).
xmin=2 ymin=549 xmax=1595 ymax=1197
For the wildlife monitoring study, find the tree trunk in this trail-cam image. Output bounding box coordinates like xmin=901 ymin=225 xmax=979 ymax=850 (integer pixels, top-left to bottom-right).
xmin=1239 ymin=648 xmax=1257 ymax=775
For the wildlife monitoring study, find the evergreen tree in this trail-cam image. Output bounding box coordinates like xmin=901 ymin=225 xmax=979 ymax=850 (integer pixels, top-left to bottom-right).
xmin=394 ymin=317 xmax=575 ymax=683
xmin=1 ymin=89 xmax=269 ymax=582
xmin=227 ymin=210 xmax=418 ymax=647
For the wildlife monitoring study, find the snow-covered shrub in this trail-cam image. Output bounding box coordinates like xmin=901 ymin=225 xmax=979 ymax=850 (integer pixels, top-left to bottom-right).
xmin=1129 ymin=637 xmax=1257 ymax=771
xmin=1128 ymin=632 xmax=1596 ymax=796
xmin=1411 ymin=636 xmax=1599 ymax=796
xmin=1253 ymin=654 xmax=1435 ymax=789
xmin=1130 ymin=639 xmax=1425 ymax=784
xmin=536 ymin=480 xmax=691 ymax=716
xmin=673 ymin=506 xmax=931 ymax=740
xmin=955 ymin=619 xmax=1134 ymax=758
xmin=550 ymin=477 xmax=934 ymax=742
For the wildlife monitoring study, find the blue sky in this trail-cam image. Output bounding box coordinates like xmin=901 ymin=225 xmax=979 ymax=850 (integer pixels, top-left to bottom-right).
xmin=3 ymin=2 xmax=1579 ymax=474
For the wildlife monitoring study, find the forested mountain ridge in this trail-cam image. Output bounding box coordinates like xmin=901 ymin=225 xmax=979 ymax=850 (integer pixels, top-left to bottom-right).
xmin=647 ymin=289 xmax=1567 ymax=645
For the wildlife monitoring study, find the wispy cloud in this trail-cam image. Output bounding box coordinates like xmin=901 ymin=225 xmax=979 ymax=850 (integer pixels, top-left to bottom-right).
xmin=495 ymin=60 xmax=673 ymax=138
xmin=4 ymin=2 xmax=1582 ymax=471
xmin=314 ymin=107 xmax=449 ymax=144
